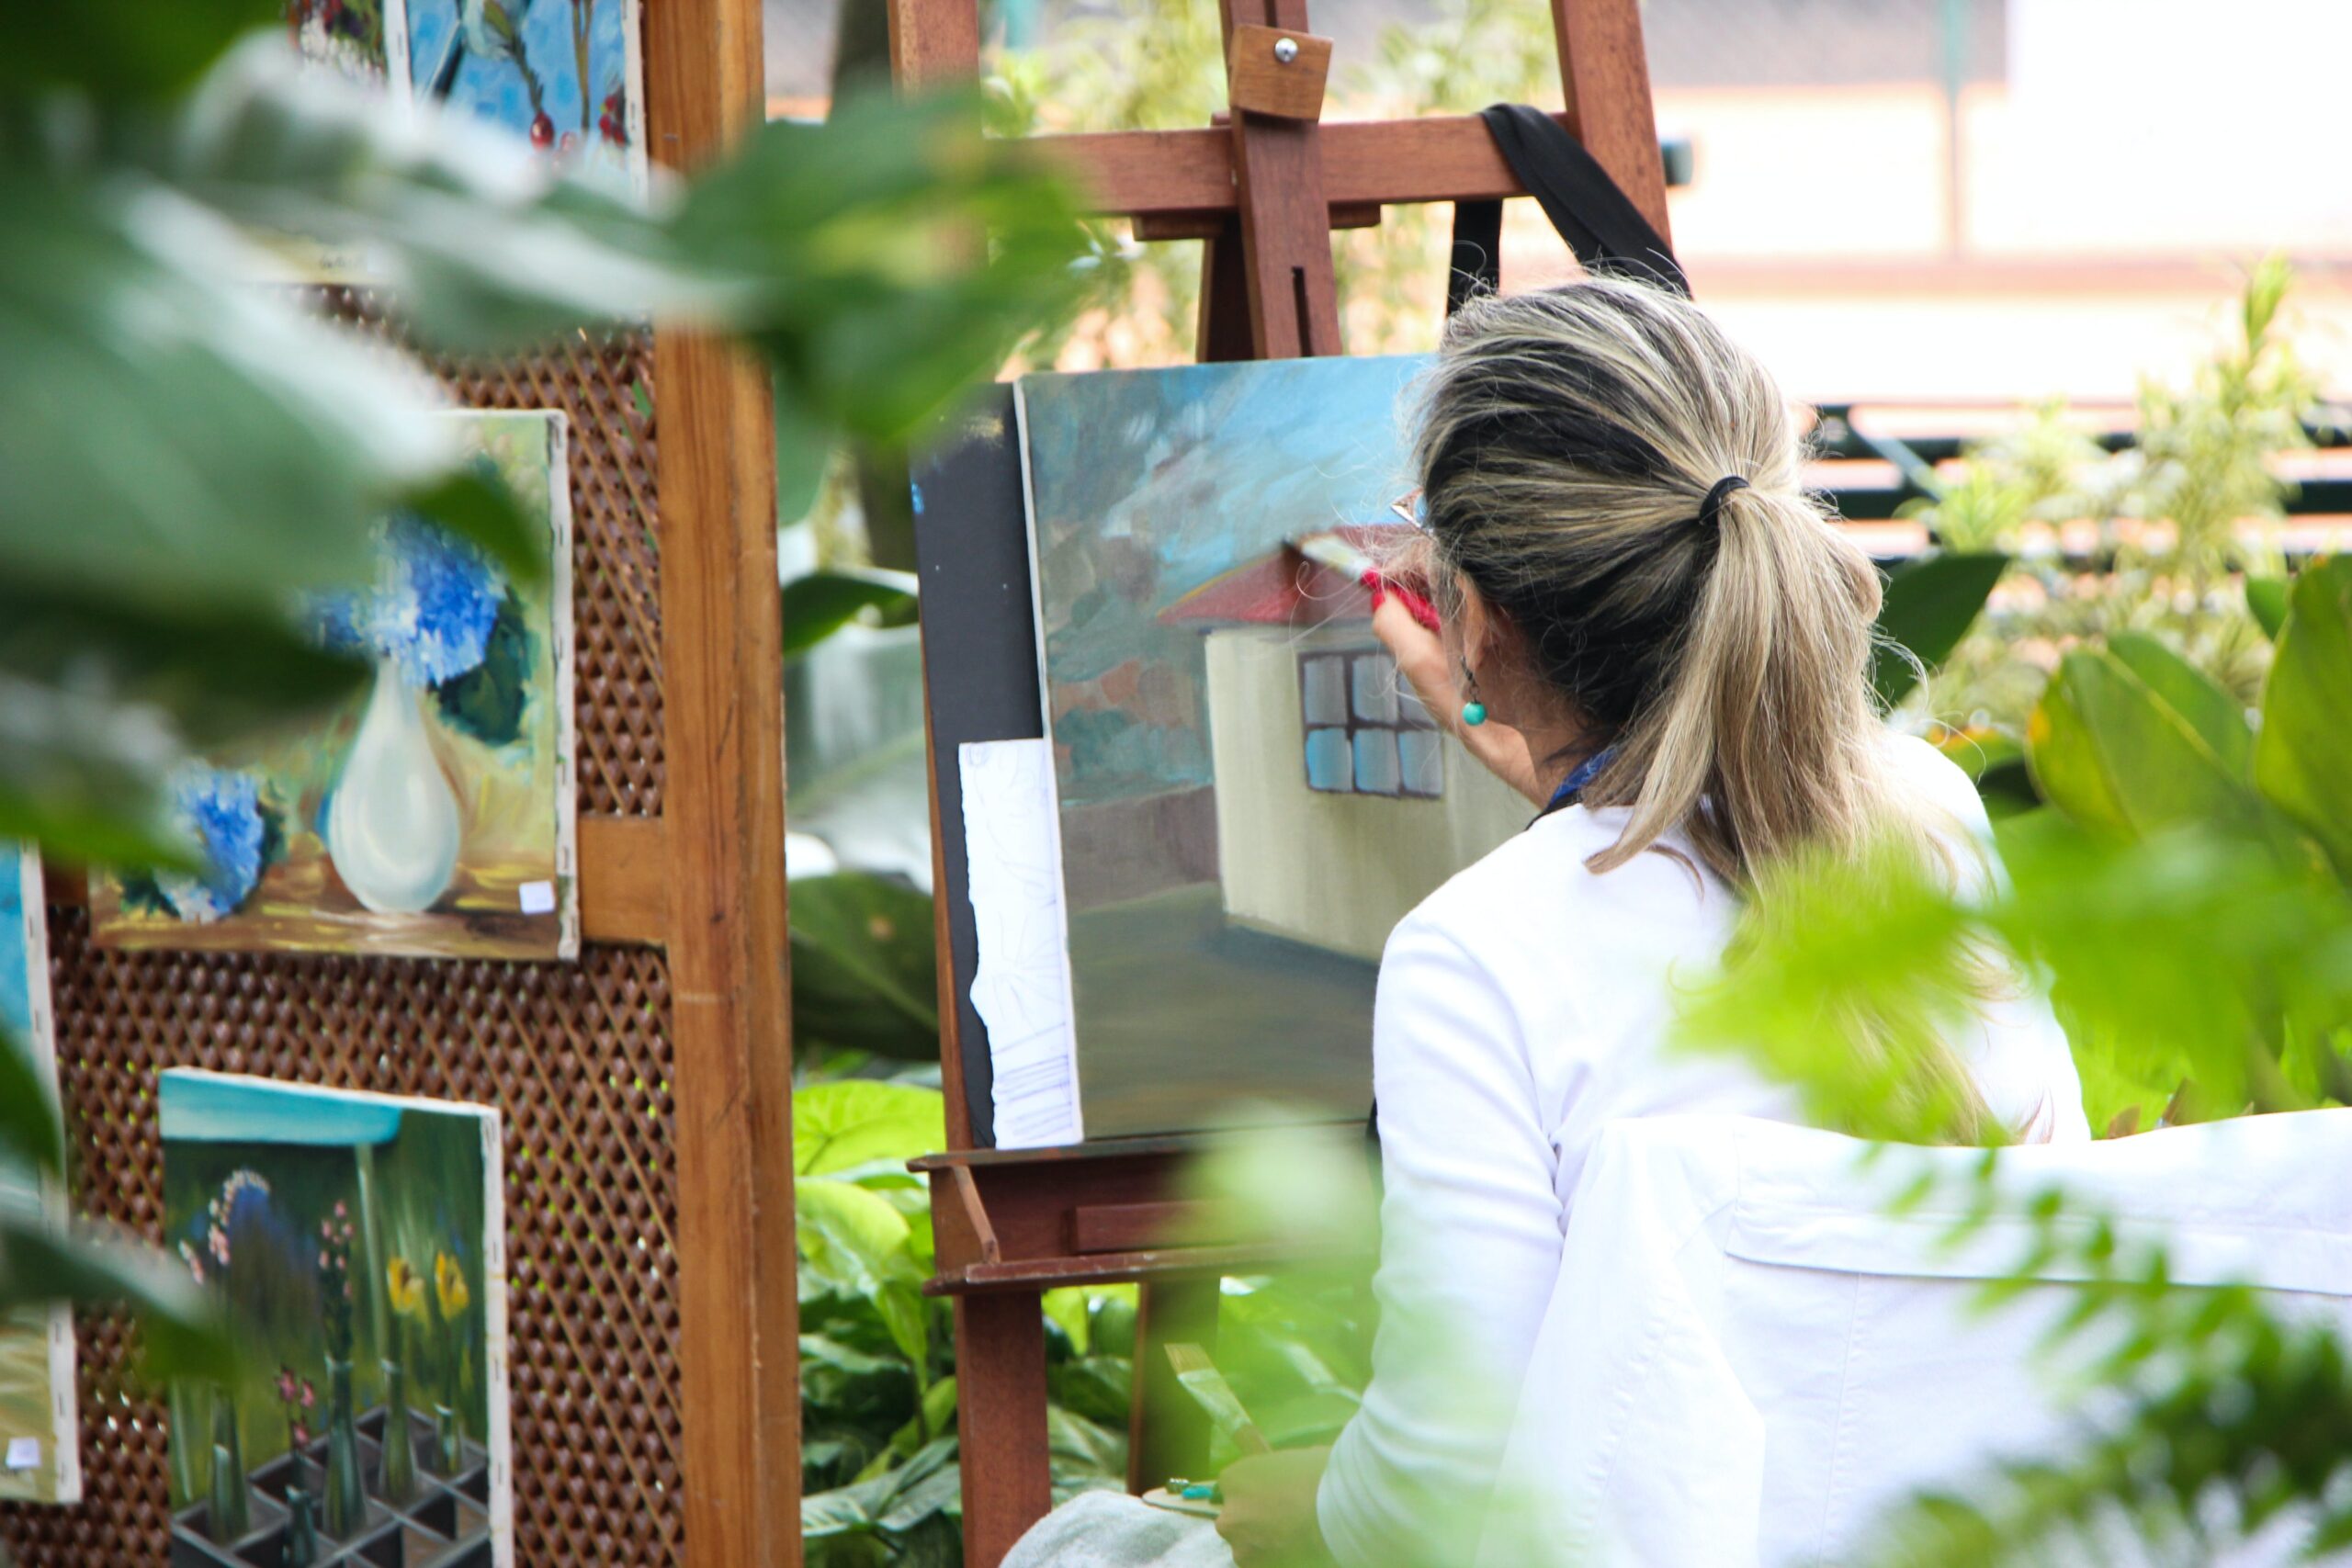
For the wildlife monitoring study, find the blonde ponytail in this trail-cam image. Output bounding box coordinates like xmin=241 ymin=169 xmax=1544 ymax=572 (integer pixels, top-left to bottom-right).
xmin=1412 ymin=277 xmax=1995 ymax=1142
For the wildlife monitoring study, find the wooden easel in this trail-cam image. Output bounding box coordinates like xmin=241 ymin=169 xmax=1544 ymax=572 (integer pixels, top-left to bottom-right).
xmin=888 ymin=0 xmax=1670 ymax=1560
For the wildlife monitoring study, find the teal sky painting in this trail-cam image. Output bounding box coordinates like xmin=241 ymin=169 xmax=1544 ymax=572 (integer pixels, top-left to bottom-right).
xmin=1022 ymin=355 xmax=1427 ymax=808
xmin=0 ymin=849 xmax=32 ymax=1043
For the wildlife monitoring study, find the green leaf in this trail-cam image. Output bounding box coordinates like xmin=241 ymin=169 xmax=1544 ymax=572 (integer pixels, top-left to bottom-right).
xmin=1041 ymin=1287 xmax=1093 ymax=1356
xmin=1046 ymin=1404 xmax=1128 ymax=1482
xmin=0 ymin=172 xmax=436 ymax=614
xmin=790 ymin=874 xmax=940 ymax=1061
xmin=397 ymin=465 xmax=545 ymax=589
xmin=783 ymin=570 xmax=920 ymax=662
xmin=795 ymin=1082 xmax=945 ymax=1178
xmin=0 ymin=1213 xmax=234 ymax=1383
xmin=0 ymin=581 xmax=366 ymax=749
xmin=2246 ymin=575 xmax=2292 ymax=640
xmin=1873 ymin=552 xmax=2009 ymax=706
xmin=797 ymin=1177 xmax=922 ymax=1301
xmin=2104 ymin=632 xmax=2254 ymax=779
xmin=2026 ymin=649 xmax=2264 ymax=843
xmin=2255 ymin=556 xmax=2352 ymax=881
xmin=1 ymin=0 xmax=273 ymax=99
xmin=0 ymin=673 xmax=198 ymax=873
xmin=0 ymin=1025 xmax=63 ymax=1178
xmin=675 ymin=88 xmax=1086 ymax=444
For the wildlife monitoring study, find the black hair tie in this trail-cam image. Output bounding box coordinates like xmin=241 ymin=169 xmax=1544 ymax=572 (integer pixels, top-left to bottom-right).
xmin=1698 ymin=474 xmax=1750 ymax=529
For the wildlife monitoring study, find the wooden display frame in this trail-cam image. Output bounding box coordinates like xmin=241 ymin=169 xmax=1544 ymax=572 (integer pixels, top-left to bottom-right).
xmin=13 ymin=0 xmax=802 ymax=1561
xmin=891 ymin=0 xmax=1670 ymax=1560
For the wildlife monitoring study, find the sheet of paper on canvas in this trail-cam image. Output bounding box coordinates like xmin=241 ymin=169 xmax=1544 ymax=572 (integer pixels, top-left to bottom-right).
xmin=958 ymin=739 xmax=1084 ymax=1149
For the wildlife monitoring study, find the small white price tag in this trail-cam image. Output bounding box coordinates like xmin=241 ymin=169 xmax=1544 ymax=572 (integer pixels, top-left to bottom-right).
xmin=5 ymin=1437 xmax=40 ymax=1471
xmin=518 ymin=880 xmax=557 ymax=915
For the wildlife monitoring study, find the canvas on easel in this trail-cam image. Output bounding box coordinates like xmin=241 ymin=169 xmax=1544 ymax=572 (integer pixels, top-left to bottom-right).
xmin=0 ymin=846 xmax=80 ymax=1506
xmin=1013 ymin=357 xmax=1530 ymax=1138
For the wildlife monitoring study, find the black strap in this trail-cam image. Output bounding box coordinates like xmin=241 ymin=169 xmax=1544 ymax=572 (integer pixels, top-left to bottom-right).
xmin=1449 ymin=103 xmax=1689 ymax=311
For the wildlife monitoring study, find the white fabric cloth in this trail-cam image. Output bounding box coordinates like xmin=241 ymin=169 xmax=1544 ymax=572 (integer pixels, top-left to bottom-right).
xmin=1000 ymin=1491 xmax=1231 ymax=1568
xmin=1317 ymin=737 xmax=2089 ymax=1568
xmin=1474 ymin=1111 xmax=2352 ymax=1566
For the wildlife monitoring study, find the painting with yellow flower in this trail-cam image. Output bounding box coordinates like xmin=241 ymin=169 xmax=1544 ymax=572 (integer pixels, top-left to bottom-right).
xmin=160 ymin=1070 xmax=509 ymax=1566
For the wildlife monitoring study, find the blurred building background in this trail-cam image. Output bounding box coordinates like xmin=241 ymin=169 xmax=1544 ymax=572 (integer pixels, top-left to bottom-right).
xmin=765 ymin=0 xmax=2350 ymax=405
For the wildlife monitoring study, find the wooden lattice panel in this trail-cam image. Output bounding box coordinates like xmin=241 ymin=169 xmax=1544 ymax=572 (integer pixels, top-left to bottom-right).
xmin=0 ymin=310 xmax=682 ymax=1566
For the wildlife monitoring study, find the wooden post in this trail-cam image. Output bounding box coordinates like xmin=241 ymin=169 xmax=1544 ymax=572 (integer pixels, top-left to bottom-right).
xmin=955 ymin=1292 xmax=1054 ymax=1564
xmin=643 ymin=0 xmax=802 ymax=1561
xmin=1216 ymin=0 xmax=1342 ymax=357
xmin=1552 ymin=0 xmax=1672 ymax=241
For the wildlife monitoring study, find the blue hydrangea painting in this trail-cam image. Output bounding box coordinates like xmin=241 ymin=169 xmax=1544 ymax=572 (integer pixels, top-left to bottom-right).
xmin=0 ymin=846 xmax=79 ymax=1505
xmin=91 ymin=412 xmax=578 ymax=961
xmin=405 ymin=0 xmax=645 ymax=195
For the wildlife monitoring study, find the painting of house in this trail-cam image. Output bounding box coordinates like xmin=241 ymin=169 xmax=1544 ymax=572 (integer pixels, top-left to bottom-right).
xmin=1018 ymin=355 xmax=1525 ymax=1137
xmin=0 ymin=846 xmax=78 ymax=1506
xmin=1160 ymin=528 xmax=1528 ymax=964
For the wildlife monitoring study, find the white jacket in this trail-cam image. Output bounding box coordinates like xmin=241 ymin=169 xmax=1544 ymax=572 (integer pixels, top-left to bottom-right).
xmin=1317 ymin=736 xmax=2089 ymax=1568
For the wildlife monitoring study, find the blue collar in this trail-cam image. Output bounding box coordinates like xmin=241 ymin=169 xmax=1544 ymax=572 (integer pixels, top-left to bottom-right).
xmin=1544 ymin=747 xmax=1616 ymax=815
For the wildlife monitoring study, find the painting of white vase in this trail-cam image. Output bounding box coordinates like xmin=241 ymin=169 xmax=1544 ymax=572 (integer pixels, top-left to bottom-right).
xmin=328 ymin=659 xmax=465 ymax=915
xmin=89 ymin=411 xmax=578 ymax=960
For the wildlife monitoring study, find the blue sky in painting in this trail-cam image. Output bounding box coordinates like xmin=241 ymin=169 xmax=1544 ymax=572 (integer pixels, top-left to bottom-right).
xmin=161 ymin=1071 xmax=406 ymax=1148
xmin=0 ymin=849 xmax=28 ymax=1042
xmin=408 ymin=0 xmax=629 ymax=150
xmin=1023 ymin=355 xmax=1428 ymax=806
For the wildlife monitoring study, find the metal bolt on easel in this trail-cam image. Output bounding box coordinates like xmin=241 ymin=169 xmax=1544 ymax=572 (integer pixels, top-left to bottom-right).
xmin=1273 ymin=35 xmax=1298 ymax=62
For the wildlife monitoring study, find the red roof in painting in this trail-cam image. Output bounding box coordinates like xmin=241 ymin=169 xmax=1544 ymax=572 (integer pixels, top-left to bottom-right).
xmin=1158 ymin=525 xmax=1395 ymax=627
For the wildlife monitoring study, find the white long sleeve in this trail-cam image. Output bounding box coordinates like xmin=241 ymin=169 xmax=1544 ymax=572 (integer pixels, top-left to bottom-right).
xmin=1317 ymin=915 xmax=1566 ymax=1568
xmin=1316 ymin=735 xmax=2087 ymax=1566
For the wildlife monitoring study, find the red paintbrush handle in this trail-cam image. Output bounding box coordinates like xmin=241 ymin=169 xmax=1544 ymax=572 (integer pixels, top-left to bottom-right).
xmin=1363 ymin=570 xmax=1442 ymax=634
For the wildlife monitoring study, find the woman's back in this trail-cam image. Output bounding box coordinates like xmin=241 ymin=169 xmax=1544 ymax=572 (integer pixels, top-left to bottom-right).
xmin=1315 ymin=733 xmax=2087 ymax=1568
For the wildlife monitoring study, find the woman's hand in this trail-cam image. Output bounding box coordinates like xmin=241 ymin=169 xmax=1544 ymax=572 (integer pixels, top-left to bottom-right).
xmin=1371 ymin=593 xmax=1544 ymax=807
xmin=1215 ymin=1445 xmax=1338 ymax=1568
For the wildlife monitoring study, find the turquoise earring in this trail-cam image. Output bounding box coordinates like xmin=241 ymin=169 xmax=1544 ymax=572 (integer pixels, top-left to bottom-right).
xmin=1460 ymin=660 xmax=1486 ymax=727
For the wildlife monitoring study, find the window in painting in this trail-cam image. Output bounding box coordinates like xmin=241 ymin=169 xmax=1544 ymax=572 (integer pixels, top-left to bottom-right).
xmin=1298 ymin=649 xmax=1442 ymax=799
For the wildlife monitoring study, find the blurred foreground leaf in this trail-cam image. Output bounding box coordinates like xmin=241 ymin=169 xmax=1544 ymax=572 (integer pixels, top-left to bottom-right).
xmin=2254 ymin=556 xmax=2352 ymax=881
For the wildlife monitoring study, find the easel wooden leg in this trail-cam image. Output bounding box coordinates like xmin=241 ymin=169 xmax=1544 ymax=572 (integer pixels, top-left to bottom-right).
xmin=1127 ymin=1278 xmax=1222 ymax=1493
xmin=1197 ymin=220 xmax=1258 ymax=364
xmin=957 ymin=1292 xmax=1054 ymax=1566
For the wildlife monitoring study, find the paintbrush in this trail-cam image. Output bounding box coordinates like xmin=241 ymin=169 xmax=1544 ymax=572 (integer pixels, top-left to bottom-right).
xmin=1294 ymin=532 xmax=1442 ymax=635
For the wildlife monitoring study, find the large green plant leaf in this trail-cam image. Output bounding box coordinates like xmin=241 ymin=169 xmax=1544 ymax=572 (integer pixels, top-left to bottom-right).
xmin=795 ymin=1082 xmax=946 ymax=1179
xmin=2026 ymin=649 xmax=2266 ymax=843
xmin=2 ymin=0 xmax=271 ymax=98
xmin=0 ymin=584 xmax=366 ymax=749
xmin=0 ymin=673 xmax=198 ymax=871
xmin=0 ymin=1211 xmax=235 ymax=1382
xmin=0 ymin=1026 xmax=63 ymax=1178
xmin=1872 ymin=551 xmax=2009 ymax=706
xmin=791 ymin=874 xmax=940 ymax=1061
xmin=675 ymin=88 xmax=1086 ymax=441
xmin=2103 ymin=632 xmax=2253 ymax=779
xmin=783 ymin=570 xmax=920 ymax=662
xmin=2255 ymin=557 xmax=2352 ymax=883
xmin=2246 ymin=576 xmax=2292 ymax=641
